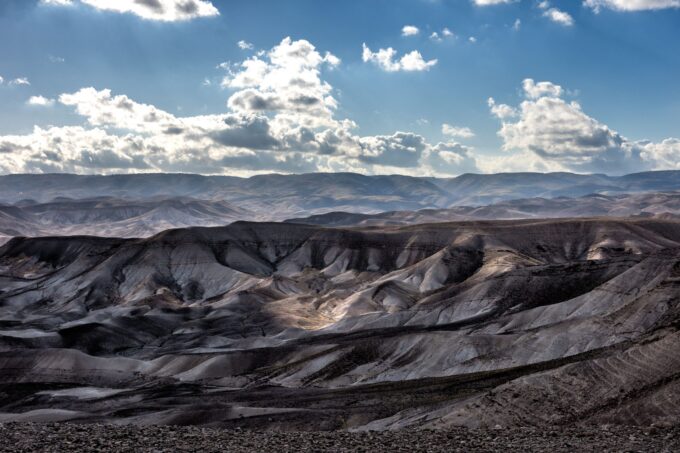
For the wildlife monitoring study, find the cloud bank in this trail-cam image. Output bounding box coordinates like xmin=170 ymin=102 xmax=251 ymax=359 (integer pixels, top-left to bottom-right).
xmin=2 ymin=37 xmax=679 ymax=177
xmin=40 ymin=0 xmax=219 ymax=22
xmin=362 ymin=44 xmax=438 ymax=72
xmin=0 ymin=38 xmax=473 ymax=176
xmin=584 ymin=0 xmax=680 ymax=12
xmin=487 ymin=78 xmax=680 ymax=173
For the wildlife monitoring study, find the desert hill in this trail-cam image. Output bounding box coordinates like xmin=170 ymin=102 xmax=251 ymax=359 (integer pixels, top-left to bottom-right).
xmin=1 ymin=218 xmax=680 ymax=429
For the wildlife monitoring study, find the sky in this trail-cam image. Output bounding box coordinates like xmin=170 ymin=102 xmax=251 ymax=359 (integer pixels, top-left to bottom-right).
xmin=0 ymin=0 xmax=679 ymax=177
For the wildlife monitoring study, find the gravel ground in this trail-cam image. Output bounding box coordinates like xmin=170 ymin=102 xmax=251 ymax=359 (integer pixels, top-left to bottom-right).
xmin=1 ymin=423 xmax=679 ymax=452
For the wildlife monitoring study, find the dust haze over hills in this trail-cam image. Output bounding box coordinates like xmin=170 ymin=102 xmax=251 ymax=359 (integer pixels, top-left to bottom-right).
xmin=287 ymin=191 xmax=680 ymax=227
xmin=1 ymin=171 xmax=680 ymax=241
xmin=2 ymin=218 xmax=680 ymax=429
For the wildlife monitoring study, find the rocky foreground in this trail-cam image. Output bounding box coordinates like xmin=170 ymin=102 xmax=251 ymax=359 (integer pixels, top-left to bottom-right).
xmin=1 ymin=423 xmax=679 ymax=452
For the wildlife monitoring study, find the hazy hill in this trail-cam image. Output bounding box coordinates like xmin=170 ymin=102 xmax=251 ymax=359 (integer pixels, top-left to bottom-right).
xmin=1 ymin=170 xmax=679 ymax=210
xmin=1 ymin=171 xmax=680 ymax=240
xmin=286 ymin=191 xmax=680 ymax=227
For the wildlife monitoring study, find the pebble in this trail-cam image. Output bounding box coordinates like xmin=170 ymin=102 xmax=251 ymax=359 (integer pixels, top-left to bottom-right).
xmin=0 ymin=423 xmax=679 ymax=452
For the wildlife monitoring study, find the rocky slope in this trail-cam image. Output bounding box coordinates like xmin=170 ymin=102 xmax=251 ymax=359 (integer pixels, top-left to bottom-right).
xmin=1 ymin=218 xmax=680 ymax=430
xmin=2 ymin=423 xmax=678 ymax=452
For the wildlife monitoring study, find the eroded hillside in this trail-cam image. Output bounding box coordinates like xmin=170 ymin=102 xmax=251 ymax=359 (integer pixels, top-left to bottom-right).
xmin=1 ymin=218 xmax=680 ymax=430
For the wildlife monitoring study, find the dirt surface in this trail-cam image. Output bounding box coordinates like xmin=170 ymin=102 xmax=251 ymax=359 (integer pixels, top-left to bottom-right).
xmin=1 ymin=423 xmax=679 ymax=452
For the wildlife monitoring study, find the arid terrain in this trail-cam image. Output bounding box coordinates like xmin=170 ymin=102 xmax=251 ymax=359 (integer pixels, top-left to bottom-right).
xmin=3 ymin=0 xmax=680 ymax=448
xmin=2 ymin=216 xmax=680 ymax=432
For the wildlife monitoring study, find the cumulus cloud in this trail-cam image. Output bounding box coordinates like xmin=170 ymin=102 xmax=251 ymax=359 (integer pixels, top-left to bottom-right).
xmin=223 ymin=37 xmax=342 ymax=128
xmin=9 ymin=78 xmax=30 ymax=86
xmin=488 ymin=97 xmax=518 ymax=119
xmin=442 ymin=124 xmax=475 ymax=139
xmin=430 ymin=28 xmax=455 ymax=42
xmin=423 ymin=142 xmax=479 ymax=176
xmin=362 ymin=44 xmax=438 ymax=72
xmin=584 ymin=0 xmax=680 ymax=11
xmin=0 ymin=37 xmax=477 ymax=177
xmin=488 ymin=78 xmax=680 ymax=173
xmin=0 ymin=76 xmax=4 ymax=85
xmin=402 ymin=25 xmax=420 ymax=36
xmin=357 ymin=132 xmax=427 ymax=167
xmin=40 ymin=0 xmax=219 ymax=22
xmin=539 ymin=1 xmax=575 ymax=26
xmin=237 ymin=40 xmax=254 ymax=50
xmin=59 ymin=88 xmax=180 ymax=132
xmin=522 ymin=78 xmax=563 ymax=99
xmin=27 ymin=96 xmax=56 ymax=107
xmin=639 ymin=139 xmax=680 ymax=169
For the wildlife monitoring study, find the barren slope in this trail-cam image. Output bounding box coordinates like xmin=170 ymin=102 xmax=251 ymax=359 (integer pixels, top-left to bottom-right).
xmin=1 ymin=218 xmax=680 ymax=430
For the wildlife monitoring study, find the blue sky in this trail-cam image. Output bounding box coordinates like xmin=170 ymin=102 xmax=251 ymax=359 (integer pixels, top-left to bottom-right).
xmin=0 ymin=0 xmax=679 ymax=176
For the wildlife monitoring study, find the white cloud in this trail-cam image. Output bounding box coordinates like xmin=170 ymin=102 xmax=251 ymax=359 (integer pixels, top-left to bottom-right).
xmin=41 ymin=0 xmax=219 ymax=22
xmin=9 ymin=78 xmax=30 ymax=86
xmin=362 ymin=44 xmax=438 ymax=72
xmin=423 ymin=142 xmax=478 ymax=176
xmin=27 ymin=96 xmax=56 ymax=107
xmin=584 ymin=0 xmax=680 ymax=11
xmin=513 ymin=18 xmax=522 ymax=30
xmin=41 ymin=0 xmax=74 ymax=5
xmin=402 ymin=25 xmax=420 ymax=36
xmin=538 ymin=1 xmax=575 ymax=26
xmin=431 ymin=28 xmax=455 ymax=42
xmin=49 ymin=55 xmax=66 ymax=63
xmin=442 ymin=124 xmax=475 ymax=139
xmin=488 ymin=78 xmax=680 ymax=174
xmin=469 ymin=36 xmax=478 ymax=43
xmin=357 ymin=132 xmax=427 ymax=168
xmin=522 ymin=78 xmax=563 ymax=99
xmin=639 ymin=139 xmax=680 ymax=169
xmin=59 ymin=87 xmax=179 ymax=133
xmin=543 ymin=7 xmax=575 ymax=25
xmin=223 ymin=37 xmax=342 ymax=128
xmin=0 ymin=38 xmax=475 ymax=177
xmin=237 ymin=40 xmax=254 ymax=50
xmin=0 ymin=76 xmax=4 ymax=85
xmin=488 ymin=97 xmax=519 ymax=119
xmin=323 ymin=51 xmax=341 ymax=68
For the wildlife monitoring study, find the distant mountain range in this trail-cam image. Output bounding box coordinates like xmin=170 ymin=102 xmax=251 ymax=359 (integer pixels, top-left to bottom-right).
xmin=1 ymin=170 xmax=680 ymax=240
xmin=2 ymin=170 xmax=680 ymax=207
xmin=0 ymin=197 xmax=250 ymax=240
xmin=286 ymin=191 xmax=680 ymax=227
